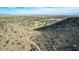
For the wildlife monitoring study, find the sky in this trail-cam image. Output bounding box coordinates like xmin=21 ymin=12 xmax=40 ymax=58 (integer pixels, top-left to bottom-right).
xmin=0 ymin=7 xmax=79 ymax=16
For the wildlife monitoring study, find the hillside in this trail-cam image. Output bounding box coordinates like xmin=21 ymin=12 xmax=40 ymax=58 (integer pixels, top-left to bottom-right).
xmin=36 ymin=17 xmax=79 ymax=51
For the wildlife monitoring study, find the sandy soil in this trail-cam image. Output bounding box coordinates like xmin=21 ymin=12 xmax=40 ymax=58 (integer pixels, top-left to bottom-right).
xmin=0 ymin=16 xmax=65 ymax=51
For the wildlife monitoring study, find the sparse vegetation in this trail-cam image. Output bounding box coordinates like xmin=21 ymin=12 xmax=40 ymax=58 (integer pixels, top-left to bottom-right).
xmin=0 ymin=15 xmax=67 ymax=51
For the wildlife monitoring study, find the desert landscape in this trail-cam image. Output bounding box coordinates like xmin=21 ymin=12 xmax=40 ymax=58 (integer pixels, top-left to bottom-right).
xmin=0 ymin=15 xmax=79 ymax=51
xmin=0 ymin=15 xmax=68 ymax=51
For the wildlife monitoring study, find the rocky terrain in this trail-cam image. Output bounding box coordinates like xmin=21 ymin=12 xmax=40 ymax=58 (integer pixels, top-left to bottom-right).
xmin=0 ymin=16 xmax=69 ymax=51
xmin=36 ymin=17 xmax=79 ymax=51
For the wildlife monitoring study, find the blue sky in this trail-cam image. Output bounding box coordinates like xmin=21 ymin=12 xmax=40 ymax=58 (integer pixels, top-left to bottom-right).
xmin=0 ymin=7 xmax=79 ymax=16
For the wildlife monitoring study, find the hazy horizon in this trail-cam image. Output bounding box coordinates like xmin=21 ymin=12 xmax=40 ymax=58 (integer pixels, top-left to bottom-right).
xmin=0 ymin=7 xmax=79 ymax=16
